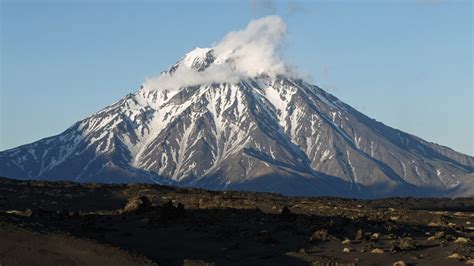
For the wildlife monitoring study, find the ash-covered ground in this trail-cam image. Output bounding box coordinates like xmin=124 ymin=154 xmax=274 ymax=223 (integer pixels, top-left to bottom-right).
xmin=0 ymin=177 xmax=473 ymax=266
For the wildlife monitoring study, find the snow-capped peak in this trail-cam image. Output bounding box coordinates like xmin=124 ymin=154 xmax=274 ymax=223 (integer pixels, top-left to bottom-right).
xmin=143 ymin=16 xmax=301 ymax=92
xmin=181 ymin=47 xmax=214 ymax=71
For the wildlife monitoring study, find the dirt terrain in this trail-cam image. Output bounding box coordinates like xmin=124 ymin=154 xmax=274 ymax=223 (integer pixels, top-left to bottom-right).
xmin=0 ymin=177 xmax=473 ymax=266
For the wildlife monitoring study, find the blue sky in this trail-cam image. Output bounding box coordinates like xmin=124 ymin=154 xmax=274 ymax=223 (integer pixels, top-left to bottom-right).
xmin=1 ymin=0 xmax=472 ymax=155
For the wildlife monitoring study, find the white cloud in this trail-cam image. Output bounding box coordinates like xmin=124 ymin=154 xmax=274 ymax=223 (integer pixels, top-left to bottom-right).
xmin=144 ymin=64 xmax=242 ymax=91
xmin=144 ymin=15 xmax=304 ymax=91
xmin=214 ymin=15 xmax=288 ymax=78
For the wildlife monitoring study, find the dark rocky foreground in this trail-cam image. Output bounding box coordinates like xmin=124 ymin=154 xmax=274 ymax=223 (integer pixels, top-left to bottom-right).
xmin=0 ymin=177 xmax=473 ymax=266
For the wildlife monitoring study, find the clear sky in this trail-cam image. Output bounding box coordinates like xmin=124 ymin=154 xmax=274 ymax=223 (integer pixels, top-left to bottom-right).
xmin=1 ymin=0 xmax=472 ymax=155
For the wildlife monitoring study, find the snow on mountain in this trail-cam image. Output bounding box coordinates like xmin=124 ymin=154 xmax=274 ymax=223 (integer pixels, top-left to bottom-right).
xmin=1 ymin=16 xmax=472 ymax=198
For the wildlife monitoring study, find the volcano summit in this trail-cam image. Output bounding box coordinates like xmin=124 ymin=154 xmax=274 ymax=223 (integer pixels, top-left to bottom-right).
xmin=1 ymin=16 xmax=472 ymax=198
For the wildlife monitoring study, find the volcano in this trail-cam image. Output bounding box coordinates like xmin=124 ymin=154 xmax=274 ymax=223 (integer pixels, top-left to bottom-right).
xmin=1 ymin=16 xmax=472 ymax=198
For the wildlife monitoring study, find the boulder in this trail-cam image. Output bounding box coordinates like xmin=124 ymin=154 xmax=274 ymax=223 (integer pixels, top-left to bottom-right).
xmin=454 ymin=237 xmax=470 ymax=245
xmin=309 ymin=229 xmax=330 ymax=242
xmin=280 ymin=206 xmax=296 ymax=220
xmin=355 ymin=229 xmax=364 ymax=241
xmin=371 ymin=248 xmax=384 ymax=254
xmin=398 ymin=237 xmax=416 ymax=250
xmin=158 ymin=200 xmax=185 ymax=222
xmin=393 ymin=261 xmax=406 ymax=266
xmin=122 ymin=196 xmax=151 ymax=213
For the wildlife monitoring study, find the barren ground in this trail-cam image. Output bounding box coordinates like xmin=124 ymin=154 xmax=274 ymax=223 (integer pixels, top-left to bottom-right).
xmin=0 ymin=177 xmax=473 ymax=266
